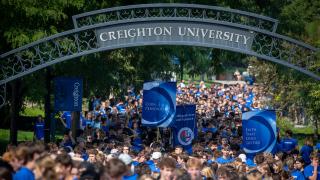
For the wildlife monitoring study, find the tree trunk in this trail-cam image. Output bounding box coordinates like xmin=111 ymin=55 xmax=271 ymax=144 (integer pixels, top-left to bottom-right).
xmin=201 ymin=73 xmax=205 ymax=81
xmin=71 ymin=111 xmax=80 ymax=139
xmin=314 ymin=115 xmax=319 ymax=140
xmin=180 ymin=63 xmax=184 ymax=81
xmin=44 ymin=68 xmax=52 ymax=143
xmin=9 ymin=80 xmax=22 ymax=145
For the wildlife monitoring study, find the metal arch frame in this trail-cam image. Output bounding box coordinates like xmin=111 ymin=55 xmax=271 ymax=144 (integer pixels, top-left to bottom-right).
xmin=0 ymin=4 xmax=319 ymax=108
xmin=72 ymin=3 xmax=279 ymax=32
xmin=0 ymin=18 xmax=319 ymax=84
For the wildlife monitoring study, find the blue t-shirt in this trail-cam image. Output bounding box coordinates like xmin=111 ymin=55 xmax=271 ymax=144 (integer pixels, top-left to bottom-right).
xmin=132 ymin=161 xmax=140 ymax=166
xmin=62 ymin=111 xmax=72 ymax=129
xmin=93 ymin=99 xmax=101 ymax=109
xmin=216 ymin=156 xmax=234 ymax=164
xmin=101 ymin=124 xmax=109 ymax=134
xmin=85 ymin=119 xmax=93 ymax=127
xmin=80 ymin=113 xmax=86 ymax=129
xmin=300 ymin=145 xmax=313 ymax=165
xmin=304 ymin=165 xmax=320 ymax=180
xmin=148 ymin=161 xmax=160 ymax=173
xmin=123 ymin=173 xmax=138 ymax=180
xmin=246 ymin=158 xmax=257 ymax=167
xmin=116 ymin=104 xmax=126 ymax=114
xmin=202 ymin=128 xmax=217 ymax=133
xmin=35 ymin=122 xmax=44 ymax=140
xmin=92 ymin=121 xmax=101 ymax=129
xmin=14 ymin=167 xmax=35 ymax=180
xmin=207 ymin=159 xmax=215 ymax=164
xmin=280 ymin=138 xmax=298 ymax=152
xmin=291 ymin=169 xmax=305 ymax=180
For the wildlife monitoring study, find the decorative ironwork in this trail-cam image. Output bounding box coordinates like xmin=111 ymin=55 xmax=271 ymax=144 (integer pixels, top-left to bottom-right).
xmin=0 ymin=4 xmax=319 ymax=108
xmin=72 ymin=4 xmax=279 ymax=32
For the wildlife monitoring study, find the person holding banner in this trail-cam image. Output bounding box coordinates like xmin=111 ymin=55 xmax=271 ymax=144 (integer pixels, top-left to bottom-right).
xmin=59 ymin=111 xmax=72 ymax=130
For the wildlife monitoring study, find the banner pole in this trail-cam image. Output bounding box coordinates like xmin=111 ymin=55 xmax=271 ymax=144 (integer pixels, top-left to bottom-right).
xmin=157 ymin=128 xmax=160 ymax=142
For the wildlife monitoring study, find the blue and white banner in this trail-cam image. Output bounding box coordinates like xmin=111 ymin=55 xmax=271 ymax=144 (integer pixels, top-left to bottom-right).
xmin=242 ymin=110 xmax=276 ymax=156
xmin=173 ymin=105 xmax=196 ymax=154
xmin=54 ymin=77 xmax=83 ymax=111
xmin=142 ymin=81 xmax=176 ymax=127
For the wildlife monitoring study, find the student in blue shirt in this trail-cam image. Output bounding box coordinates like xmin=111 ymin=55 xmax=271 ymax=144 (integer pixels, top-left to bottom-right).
xmin=34 ymin=115 xmax=44 ymax=141
xmin=304 ymin=152 xmax=320 ymax=180
xmin=216 ymin=147 xmax=234 ymax=164
xmin=300 ymin=138 xmax=314 ymax=166
xmin=286 ymin=157 xmax=305 ymax=180
xmin=55 ymin=153 xmax=75 ymax=180
xmin=148 ymin=152 xmax=162 ymax=173
xmin=60 ymin=111 xmax=72 ymax=129
xmin=294 ymin=157 xmax=306 ymax=177
xmin=14 ymin=146 xmax=36 ymax=180
xmin=158 ymin=157 xmax=177 ymax=180
xmin=279 ymin=130 xmax=298 ymax=154
xmin=118 ymin=154 xmax=138 ymax=180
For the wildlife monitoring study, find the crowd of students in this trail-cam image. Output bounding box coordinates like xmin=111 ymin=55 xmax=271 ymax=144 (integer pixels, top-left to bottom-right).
xmin=0 ymin=81 xmax=319 ymax=180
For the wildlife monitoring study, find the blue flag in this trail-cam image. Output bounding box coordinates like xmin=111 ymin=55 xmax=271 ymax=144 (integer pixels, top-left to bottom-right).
xmin=54 ymin=77 xmax=83 ymax=111
xmin=242 ymin=110 xmax=276 ymax=157
xmin=172 ymin=105 xmax=196 ymax=154
xmin=142 ymin=81 xmax=176 ymax=127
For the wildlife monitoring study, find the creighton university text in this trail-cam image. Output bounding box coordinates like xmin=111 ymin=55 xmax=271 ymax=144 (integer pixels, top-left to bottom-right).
xmin=99 ymin=26 xmax=252 ymax=45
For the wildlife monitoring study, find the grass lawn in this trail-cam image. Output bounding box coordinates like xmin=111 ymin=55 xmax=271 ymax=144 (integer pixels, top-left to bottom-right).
xmin=0 ymin=129 xmax=64 ymax=154
xmin=20 ymin=107 xmax=44 ymax=117
xmin=277 ymin=117 xmax=319 ymax=148
xmin=0 ymin=129 xmax=34 ymax=142
xmin=0 ymin=129 xmax=34 ymax=153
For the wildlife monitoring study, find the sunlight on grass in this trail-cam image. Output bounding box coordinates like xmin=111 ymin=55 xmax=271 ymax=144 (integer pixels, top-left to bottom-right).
xmin=20 ymin=107 xmax=44 ymax=117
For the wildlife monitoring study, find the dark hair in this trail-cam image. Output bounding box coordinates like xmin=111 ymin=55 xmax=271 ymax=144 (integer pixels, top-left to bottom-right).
xmin=295 ymin=157 xmax=305 ymax=164
xmin=55 ymin=153 xmax=73 ymax=168
xmin=79 ymin=162 xmax=100 ymax=180
xmin=172 ymin=168 xmax=191 ymax=180
xmin=254 ymin=153 xmax=265 ymax=165
xmin=135 ymin=163 xmax=152 ymax=177
xmin=158 ymin=157 xmax=176 ymax=169
xmin=216 ymin=166 xmax=239 ymax=180
xmin=285 ymin=130 xmax=293 ymax=137
xmin=104 ymin=159 xmax=127 ymax=179
xmin=15 ymin=146 xmax=33 ymax=165
xmin=0 ymin=167 xmax=12 ymax=180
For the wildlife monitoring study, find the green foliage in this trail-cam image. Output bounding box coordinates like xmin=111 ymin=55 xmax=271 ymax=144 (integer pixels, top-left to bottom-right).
xmin=277 ymin=117 xmax=320 ymax=135
xmin=20 ymin=107 xmax=44 ymax=117
xmin=279 ymin=0 xmax=320 ymax=38
xmin=0 ymin=0 xmax=85 ymax=49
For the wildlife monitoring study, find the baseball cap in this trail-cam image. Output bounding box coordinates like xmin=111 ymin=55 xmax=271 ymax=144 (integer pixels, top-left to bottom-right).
xmin=151 ymin=152 xmax=162 ymax=160
xmin=238 ymin=154 xmax=247 ymax=163
xmin=118 ymin=153 xmax=133 ymax=165
xmin=110 ymin=149 xmax=119 ymax=155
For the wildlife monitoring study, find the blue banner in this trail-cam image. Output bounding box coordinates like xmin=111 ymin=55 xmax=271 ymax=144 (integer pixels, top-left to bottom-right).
xmin=172 ymin=105 xmax=196 ymax=154
xmin=142 ymin=81 xmax=176 ymax=127
xmin=54 ymin=77 xmax=83 ymax=111
xmin=242 ymin=110 xmax=276 ymax=156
